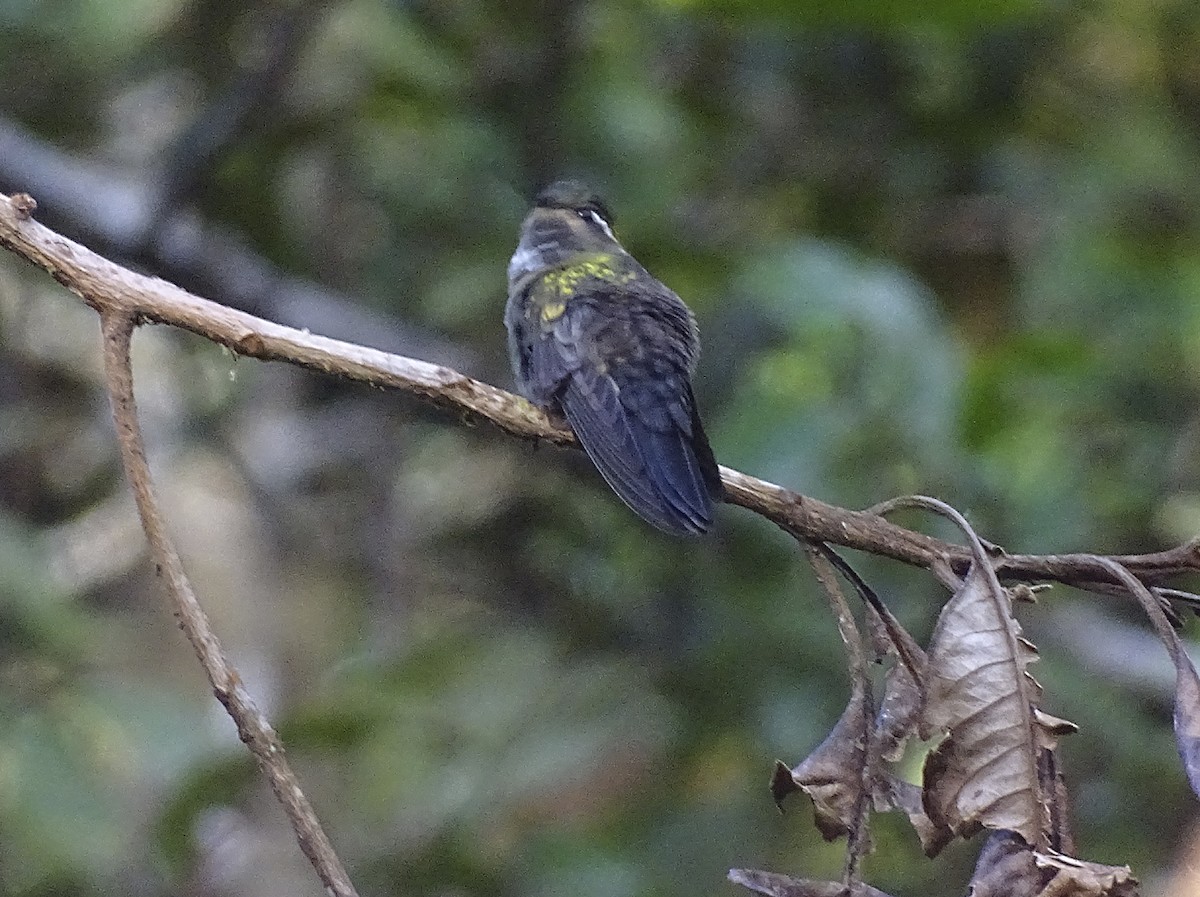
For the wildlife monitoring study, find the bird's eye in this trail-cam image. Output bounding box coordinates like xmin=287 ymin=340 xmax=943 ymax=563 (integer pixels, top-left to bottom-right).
xmin=578 ymin=208 xmax=615 ymax=239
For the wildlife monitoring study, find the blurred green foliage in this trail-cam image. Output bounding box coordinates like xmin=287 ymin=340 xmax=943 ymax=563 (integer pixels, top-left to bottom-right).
xmin=3 ymin=0 xmax=1200 ymax=895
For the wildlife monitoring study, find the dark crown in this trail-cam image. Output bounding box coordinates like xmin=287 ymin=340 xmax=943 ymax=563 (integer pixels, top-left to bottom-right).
xmin=535 ymin=180 xmax=615 ymax=227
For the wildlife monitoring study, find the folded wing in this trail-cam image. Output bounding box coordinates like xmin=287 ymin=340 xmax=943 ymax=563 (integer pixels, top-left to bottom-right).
xmin=560 ymin=362 xmax=719 ymax=536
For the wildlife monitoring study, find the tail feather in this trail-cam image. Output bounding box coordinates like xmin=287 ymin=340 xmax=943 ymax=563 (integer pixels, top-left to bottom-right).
xmin=560 ymin=370 xmax=717 ymax=535
xmin=689 ymin=401 xmax=724 ymax=501
xmin=636 ymin=424 xmax=712 ymax=531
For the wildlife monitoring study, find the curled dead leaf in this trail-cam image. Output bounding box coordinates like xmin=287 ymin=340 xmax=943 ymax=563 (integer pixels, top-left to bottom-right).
xmin=1173 ymin=665 xmax=1200 ymax=799
xmin=920 ymin=566 xmax=1046 ymax=849
xmin=1033 ymin=849 xmax=1138 ymax=896
xmin=1092 ymin=558 xmax=1200 ymax=802
xmin=966 ymin=831 xmax=1139 ymax=897
xmin=779 ymin=680 xmax=869 ymax=841
xmin=728 ymin=868 xmax=896 ymax=897
xmin=1033 ymin=710 xmax=1079 ymax=741
xmin=872 ymin=773 xmax=952 ymax=857
xmin=771 ymin=760 xmax=800 ymax=806
xmin=967 ymin=831 xmax=1051 ymax=897
xmin=873 ymin=660 xmax=923 ymax=765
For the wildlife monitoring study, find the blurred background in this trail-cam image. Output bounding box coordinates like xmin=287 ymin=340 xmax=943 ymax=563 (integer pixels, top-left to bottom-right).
xmin=2 ymin=0 xmax=1200 ymax=894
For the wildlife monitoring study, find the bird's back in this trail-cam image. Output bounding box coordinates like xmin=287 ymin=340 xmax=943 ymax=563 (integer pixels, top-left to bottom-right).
xmin=507 ymin=253 xmax=722 ymax=535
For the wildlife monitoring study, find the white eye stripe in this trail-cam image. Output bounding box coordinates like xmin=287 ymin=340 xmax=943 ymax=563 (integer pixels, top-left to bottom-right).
xmin=579 ymin=208 xmax=616 ymax=240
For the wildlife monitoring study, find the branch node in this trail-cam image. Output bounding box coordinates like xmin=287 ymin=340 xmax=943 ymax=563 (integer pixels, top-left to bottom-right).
xmin=11 ymin=192 xmax=37 ymax=219
xmin=235 ymin=330 xmax=267 ymax=356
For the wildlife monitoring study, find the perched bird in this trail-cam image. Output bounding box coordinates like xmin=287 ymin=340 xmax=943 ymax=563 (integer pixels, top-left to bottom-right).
xmin=506 ymin=180 xmax=722 ymax=535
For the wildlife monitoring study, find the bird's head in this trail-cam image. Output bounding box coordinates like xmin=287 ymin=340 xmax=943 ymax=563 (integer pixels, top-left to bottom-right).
xmin=508 ymin=180 xmax=622 ymax=286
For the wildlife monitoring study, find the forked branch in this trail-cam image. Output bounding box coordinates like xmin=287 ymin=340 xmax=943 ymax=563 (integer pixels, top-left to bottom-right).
xmin=99 ymin=309 xmax=357 ymax=896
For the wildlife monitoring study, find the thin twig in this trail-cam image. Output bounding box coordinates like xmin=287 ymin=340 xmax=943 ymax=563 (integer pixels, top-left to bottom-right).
xmin=2 ymin=191 xmax=1198 ymax=597
xmin=812 ymin=542 xmax=928 ymax=692
xmin=804 ymin=545 xmax=873 ymax=890
xmin=99 ymin=310 xmax=358 ymax=897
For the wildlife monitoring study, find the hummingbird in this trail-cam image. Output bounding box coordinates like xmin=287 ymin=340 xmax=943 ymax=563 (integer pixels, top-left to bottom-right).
xmin=505 ymin=180 xmax=722 ymax=535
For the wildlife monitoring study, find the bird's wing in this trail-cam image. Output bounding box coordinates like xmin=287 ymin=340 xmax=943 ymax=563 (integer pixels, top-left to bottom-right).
xmin=606 ymin=369 xmax=715 ymax=533
xmin=559 ymin=362 xmax=703 ymax=533
xmin=543 ymin=294 xmax=717 ymax=535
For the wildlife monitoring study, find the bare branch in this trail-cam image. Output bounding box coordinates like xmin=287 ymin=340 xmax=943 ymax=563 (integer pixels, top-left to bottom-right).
xmin=3 ymin=190 xmax=1198 ymax=596
xmin=98 ymin=310 xmax=358 ymax=896
xmin=0 ymin=118 xmax=472 ymax=368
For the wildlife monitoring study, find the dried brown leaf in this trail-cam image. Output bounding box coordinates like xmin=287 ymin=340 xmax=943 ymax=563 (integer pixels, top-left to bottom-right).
xmin=1032 ymin=709 xmax=1079 ymax=853
xmin=868 ymin=658 xmax=953 ymax=852
xmin=920 ymin=566 xmax=1045 ymax=849
xmin=1033 ymin=850 xmax=1139 ymax=897
xmin=780 ymin=679 xmax=869 ymax=841
xmin=873 ymin=660 xmax=923 ymax=764
xmin=863 ymin=594 xmax=941 ymax=849
xmin=1033 ymin=710 xmax=1078 ymax=741
xmin=967 ymin=831 xmax=1052 ymax=897
xmin=728 ymin=868 xmax=895 ymax=897
xmin=1092 ymin=558 xmax=1200 ymax=802
xmin=1037 ymin=746 xmax=1074 ymax=856
xmin=872 ymin=772 xmax=952 ymax=856
xmin=1173 ymin=661 xmax=1200 ymax=799
xmin=1154 ymin=607 xmax=1200 ymax=799
xmin=966 ymin=832 xmax=1139 ymax=897
xmin=771 ymin=760 xmax=801 ymax=805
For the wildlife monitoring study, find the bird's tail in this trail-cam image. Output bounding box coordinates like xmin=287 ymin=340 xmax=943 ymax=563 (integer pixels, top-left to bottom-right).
xmin=560 ymin=369 xmax=720 ymax=535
